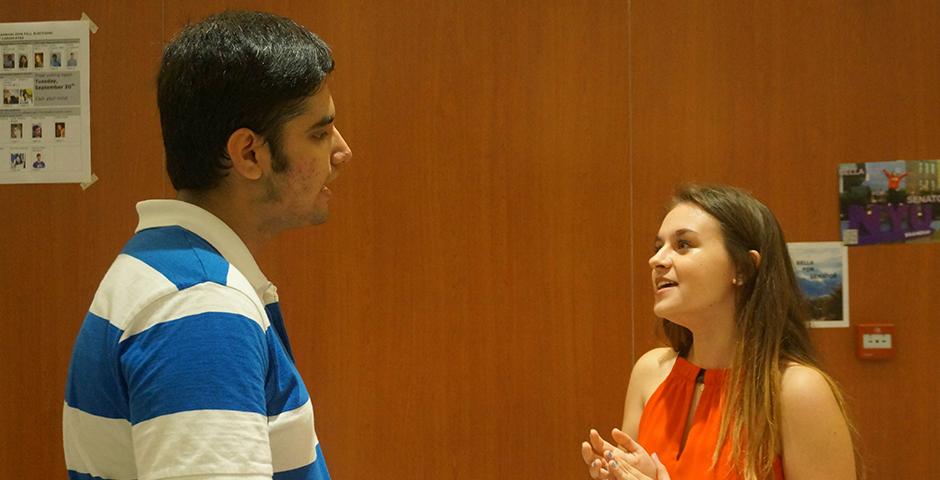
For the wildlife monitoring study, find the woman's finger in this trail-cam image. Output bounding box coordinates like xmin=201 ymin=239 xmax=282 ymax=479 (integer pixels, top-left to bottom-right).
xmin=608 ymin=459 xmax=639 ymax=480
xmin=582 ymin=441 xmax=597 ymax=465
xmin=589 ymin=457 xmax=610 ymax=479
xmin=612 ymin=428 xmax=643 ymax=454
xmin=590 ymin=429 xmax=617 ymax=456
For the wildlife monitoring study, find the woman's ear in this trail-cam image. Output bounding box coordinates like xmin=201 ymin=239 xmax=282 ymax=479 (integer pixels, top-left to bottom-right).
xmin=735 ymin=250 xmax=762 ymax=286
xmin=226 ymin=128 xmax=268 ymax=181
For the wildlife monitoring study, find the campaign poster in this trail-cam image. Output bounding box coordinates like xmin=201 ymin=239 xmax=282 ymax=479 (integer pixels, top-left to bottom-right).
xmin=787 ymin=242 xmax=849 ymax=328
xmin=839 ymin=160 xmax=940 ymax=245
xmin=0 ymin=19 xmax=91 ymax=184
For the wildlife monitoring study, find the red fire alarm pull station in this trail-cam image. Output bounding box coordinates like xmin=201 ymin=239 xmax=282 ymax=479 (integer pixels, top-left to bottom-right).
xmin=855 ymin=324 xmax=895 ymax=360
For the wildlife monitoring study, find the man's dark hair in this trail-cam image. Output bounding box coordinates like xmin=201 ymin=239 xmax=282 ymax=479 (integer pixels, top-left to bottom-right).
xmin=157 ymin=11 xmax=334 ymax=190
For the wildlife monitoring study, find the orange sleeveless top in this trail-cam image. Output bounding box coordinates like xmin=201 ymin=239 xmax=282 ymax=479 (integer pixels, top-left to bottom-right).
xmin=636 ymin=357 xmax=784 ymax=479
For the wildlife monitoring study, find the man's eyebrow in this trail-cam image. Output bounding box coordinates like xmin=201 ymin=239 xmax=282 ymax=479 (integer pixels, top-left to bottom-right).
xmin=307 ymin=114 xmax=335 ymax=131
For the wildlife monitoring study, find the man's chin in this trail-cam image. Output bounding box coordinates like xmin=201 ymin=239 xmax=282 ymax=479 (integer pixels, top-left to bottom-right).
xmin=309 ymin=210 xmax=329 ymax=226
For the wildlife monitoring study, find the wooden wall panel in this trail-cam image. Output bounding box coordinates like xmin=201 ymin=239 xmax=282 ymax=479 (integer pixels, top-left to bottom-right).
xmin=0 ymin=1 xmax=165 ymax=478
xmin=630 ymin=2 xmax=940 ymax=478
xmin=2 ymin=1 xmax=937 ymax=479
xmin=241 ymin=2 xmax=633 ymax=478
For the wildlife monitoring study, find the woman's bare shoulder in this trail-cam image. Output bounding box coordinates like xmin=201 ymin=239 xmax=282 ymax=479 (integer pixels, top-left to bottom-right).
xmin=778 ymin=363 xmax=857 ymax=478
xmin=779 ymin=363 xmax=838 ymax=407
xmin=635 ymin=347 xmax=678 ymax=369
xmin=631 ymin=347 xmax=678 ymax=394
xmin=622 ymin=347 xmax=680 ymax=435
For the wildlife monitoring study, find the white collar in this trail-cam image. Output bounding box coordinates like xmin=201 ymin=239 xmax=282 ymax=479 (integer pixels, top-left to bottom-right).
xmin=135 ymin=199 xmax=276 ymax=300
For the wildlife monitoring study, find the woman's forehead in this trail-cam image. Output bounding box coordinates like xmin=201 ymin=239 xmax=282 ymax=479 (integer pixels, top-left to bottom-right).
xmin=658 ymin=203 xmax=722 ymax=237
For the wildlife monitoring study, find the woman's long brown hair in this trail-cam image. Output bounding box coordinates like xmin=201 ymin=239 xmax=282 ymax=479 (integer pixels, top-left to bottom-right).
xmin=660 ymin=184 xmax=858 ymax=479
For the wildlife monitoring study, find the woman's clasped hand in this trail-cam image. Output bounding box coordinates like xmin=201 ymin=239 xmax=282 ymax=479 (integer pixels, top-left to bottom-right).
xmin=581 ymin=428 xmax=670 ymax=480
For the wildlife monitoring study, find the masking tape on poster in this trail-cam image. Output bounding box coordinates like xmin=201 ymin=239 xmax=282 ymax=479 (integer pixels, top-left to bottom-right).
xmin=80 ymin=12 xmax=99 ymax=33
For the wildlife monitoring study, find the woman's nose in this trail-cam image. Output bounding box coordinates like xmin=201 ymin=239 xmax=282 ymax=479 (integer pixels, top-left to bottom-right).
xmin=648 ymin=247 xmax=670 ymax=270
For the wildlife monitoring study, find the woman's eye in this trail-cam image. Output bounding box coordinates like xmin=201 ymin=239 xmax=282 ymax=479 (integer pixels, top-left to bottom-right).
xmin=652 ymin=244 xmax=663 ymax=254
xmin=676 ymin=239 xmax=690 ymax=249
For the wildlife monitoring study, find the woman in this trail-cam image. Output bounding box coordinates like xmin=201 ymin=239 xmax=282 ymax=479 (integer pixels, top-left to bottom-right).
xmin=582 ymin=185 xmax=857 ymax=480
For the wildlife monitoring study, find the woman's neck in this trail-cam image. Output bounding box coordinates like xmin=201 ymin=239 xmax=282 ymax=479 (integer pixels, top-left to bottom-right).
xmin=684 ymin=315 xmax=738 ymax=369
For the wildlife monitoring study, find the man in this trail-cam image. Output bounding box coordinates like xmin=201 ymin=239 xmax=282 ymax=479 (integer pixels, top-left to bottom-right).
xmin=33 ymin=152 xmax=45 ymax=169
xmin=63 ymin=11 xmax=351 ymax=480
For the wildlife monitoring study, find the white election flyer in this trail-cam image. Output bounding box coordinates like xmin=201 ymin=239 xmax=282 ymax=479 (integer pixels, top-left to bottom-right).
xmin=0 ymin=19 xmax=91 ymax=184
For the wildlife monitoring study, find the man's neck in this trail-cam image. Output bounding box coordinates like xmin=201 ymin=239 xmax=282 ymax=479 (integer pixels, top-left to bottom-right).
xmin=176 ymin=188 xmax=269 ymax=259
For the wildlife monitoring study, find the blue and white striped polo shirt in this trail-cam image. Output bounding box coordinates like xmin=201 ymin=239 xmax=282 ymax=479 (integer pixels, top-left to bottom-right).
xmin=64 ymin=199 xmax=329 ymax=480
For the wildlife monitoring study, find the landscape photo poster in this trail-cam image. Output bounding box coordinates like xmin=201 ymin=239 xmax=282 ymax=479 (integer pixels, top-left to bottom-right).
xmin=787 ymin=241 xmax=849 ymax=329
xmin=839 ymin=160 xmax=940 ymax=245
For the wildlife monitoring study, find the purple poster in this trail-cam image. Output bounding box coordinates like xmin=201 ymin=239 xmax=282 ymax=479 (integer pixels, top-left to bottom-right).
xmin=839 ymin=160 xmax=940 ymax=245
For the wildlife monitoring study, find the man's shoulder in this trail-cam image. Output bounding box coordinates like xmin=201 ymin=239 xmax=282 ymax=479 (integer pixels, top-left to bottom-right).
xmin=121 ymin=225 xmax=231 ymax=290
xmin=91 ymin=227 xmax=267 ymax=333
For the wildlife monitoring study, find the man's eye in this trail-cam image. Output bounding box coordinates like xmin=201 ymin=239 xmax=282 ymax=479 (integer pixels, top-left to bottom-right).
xmin=312 ymin=127 xmax=334 ymax=140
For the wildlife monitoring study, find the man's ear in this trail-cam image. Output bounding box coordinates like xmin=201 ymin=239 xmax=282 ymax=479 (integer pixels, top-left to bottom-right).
xmin=226 ymin=128 xmax=268 ymax=181
xmin=748 ymin=250 xmax=761 ymax=270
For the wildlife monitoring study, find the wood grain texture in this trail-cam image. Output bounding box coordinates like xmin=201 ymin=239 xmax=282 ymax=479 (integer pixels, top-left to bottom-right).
xmin=0 ymin=1 xmax=936 ymax=479
xmin=245 ymin=2 xmax=633 ymax=477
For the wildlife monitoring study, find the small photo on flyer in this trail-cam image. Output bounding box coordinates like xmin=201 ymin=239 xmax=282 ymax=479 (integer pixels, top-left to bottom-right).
xmin=3 ymin=88 xmax=21 ymax=105
xmin=31 ymin=149 xmax=46 ymax=169
xmin=9 ymin=151 xmax=26 ymax=171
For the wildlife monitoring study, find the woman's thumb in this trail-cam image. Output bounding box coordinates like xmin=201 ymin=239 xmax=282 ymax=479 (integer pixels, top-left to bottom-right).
xmin=652 ymin=453 xmax=670 ymax=480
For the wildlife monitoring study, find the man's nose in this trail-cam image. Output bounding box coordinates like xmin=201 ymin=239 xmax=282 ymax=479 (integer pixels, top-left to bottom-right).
xmin=331 ymin=128 xmax=352 ymax=166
